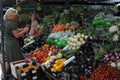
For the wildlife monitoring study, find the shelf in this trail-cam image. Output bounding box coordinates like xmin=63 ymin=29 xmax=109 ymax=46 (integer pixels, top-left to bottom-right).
xmin=36 ymin=0 xmax=120 ymax=5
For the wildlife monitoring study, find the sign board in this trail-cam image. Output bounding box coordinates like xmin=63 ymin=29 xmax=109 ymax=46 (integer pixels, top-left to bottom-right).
xmin=15 ymin=5 xmax=42 ymax=12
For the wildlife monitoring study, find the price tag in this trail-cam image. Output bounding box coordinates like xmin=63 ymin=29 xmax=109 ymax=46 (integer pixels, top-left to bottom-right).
xmin=32 ymin=70 xmax=37 ymax=74
xmin=33 ymin=76 xmax=37 ymax=79
xmin=21 ymin=73 xmax=26 ymax=76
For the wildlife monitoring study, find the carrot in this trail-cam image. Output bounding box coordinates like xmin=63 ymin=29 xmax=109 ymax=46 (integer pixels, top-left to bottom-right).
xmin=61 ymin=24 xmax=65 ymax=31
xmin=53 ymin=24 xmax=61 ymax=32
xmin=52 ymin=26 xmax=56 ymax=32
xmin=52 ymin=24 xmax=65 ymax=32
xmin=58 ymin=24 xmax=65 ymax=31
xmin=52 ymin=24 xmax=59 ymax=32
xmin=57 ymin=24 xmax=62 ymax=31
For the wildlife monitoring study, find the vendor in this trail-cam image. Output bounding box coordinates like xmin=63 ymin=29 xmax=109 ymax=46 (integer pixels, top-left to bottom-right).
xmin=3 ymin=8 xmax=30 ymax=77
xmin=28 ymin=13 xmax=39 ymax=36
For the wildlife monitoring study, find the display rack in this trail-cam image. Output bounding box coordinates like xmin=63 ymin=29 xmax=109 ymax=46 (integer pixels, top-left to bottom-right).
xmin=22 ymin=1 xmax=120 ymax=80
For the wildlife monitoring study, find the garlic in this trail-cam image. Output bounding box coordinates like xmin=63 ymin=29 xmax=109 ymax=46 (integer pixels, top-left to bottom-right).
xmin=71 ymin=38 xmax=74 ymax=42
xmin=74 ymin=35 xmax=77 ymax=38
xmin=78 ymin=42 xmax=82 ymax=46
xmin=72 ymin=47 xmax=76 ymax=50
xmin=81 ymin=34 xmax=85 ymax=37
xmin=110 ymin=62 xmax=117 ymax=68
xmin=90 ymin=37 xmax=92 ymax=39
xmin=76 ymin=46 xmax=80 ymax=49
xmin=74 ymin=38 xmax=78 ymax=42
xmin=69 ymin=42 xmax=73 ymax=46
xmin=82 ymin=41 xmax=85 ymax=44
xmin=72 ymin=43 xmax=76 ymax=47
xmin=76 ymin=34 xmax=80 ymax=38
xmin=77 ymin=33 xmax=81 ymax=36
xmin=67 ymin=41 xmax=70 ymax=44
xmin=85 ymin=36 xmax=88 ymax=39
xmin=68 ymin=37 xmax=73 ymax=41
xmin=80 ymin=38 xmax=84 ymax=42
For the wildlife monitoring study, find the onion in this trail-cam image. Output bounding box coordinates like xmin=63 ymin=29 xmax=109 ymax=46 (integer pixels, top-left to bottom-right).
xmin=110 ymin=62 xmax=116 ymax=68
xmin=111 ymin=56 xmax=115 ymax=60
xmin=105 ymin=57 xmax=110 ymax=61
xmin=109 ymin=53 xmax=113 ymax=56
xmin=117 ymin=62 xmax=120 ymax=68
xmin=105 ymin=54 xmax=109 ymax=58
xmin=115 ymin=52 xmax=118 ymax=56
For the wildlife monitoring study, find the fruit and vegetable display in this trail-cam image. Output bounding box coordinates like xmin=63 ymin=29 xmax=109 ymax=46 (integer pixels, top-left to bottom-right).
xmin=20 ymin=6 xmax=120 ymax=80
xmin=67 ymin=33 xmax=90 ymax=50
xmin=104 ymin=52 xmax=120 ymax=69
xmin=80 ymin=64 xmax=120 ymax=80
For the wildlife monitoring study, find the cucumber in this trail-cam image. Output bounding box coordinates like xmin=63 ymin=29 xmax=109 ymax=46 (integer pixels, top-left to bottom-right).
xmin=66 ymin=54 xmax=74 ymax=59
xmin=61 ymin=49 xmax=78 ymax=58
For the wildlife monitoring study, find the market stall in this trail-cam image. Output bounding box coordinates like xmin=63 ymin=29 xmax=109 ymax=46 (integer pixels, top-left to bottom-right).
xmin=3 ymin=0 xmax=120 ymax=80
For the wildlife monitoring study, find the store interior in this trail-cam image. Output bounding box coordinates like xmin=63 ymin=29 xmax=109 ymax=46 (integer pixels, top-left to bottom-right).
xmin=1 ymin=0 xmax=120 ymax=80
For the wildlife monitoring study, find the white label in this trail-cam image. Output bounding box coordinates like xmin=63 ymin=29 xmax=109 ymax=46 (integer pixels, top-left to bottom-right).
xmin=15 ymin=63 xmax=26 ymax=67
xmin=21 ymin=73 xmax=26 ymax=76
xmin=32 ymin=70 xmax=37 ymax=74
xmin=33 ymin=76 xmax=37 ymax=79
xmin=63 ymin=56 xmax=75 ymax=66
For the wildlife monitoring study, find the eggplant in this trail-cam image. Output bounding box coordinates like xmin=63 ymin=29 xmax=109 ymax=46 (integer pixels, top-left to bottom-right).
xmin=72 ymin=73 xmax=79 ymax=80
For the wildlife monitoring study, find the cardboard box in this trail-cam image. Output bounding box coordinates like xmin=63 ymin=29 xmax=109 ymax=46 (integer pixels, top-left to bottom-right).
xmin=10 ymin=59 xmax=31 ymax=78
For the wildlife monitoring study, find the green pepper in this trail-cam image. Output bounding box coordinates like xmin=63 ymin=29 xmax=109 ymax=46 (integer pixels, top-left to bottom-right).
xmin=103 ymin=21 xmax=112 ymax=27
xmin=60 ymin=40 xmax=67 ymax=47
xmin=92 ymin=18 xmax=104 ymax=26
xmin=56 ymin=42 xmax=64 ymax=48
xmin=54 ymin=38 xmax=60 ymax=45
xmin=46 ymin=38 xmax=52 ymax=44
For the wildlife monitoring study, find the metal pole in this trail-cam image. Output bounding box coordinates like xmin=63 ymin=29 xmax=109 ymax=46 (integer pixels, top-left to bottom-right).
xmin=0 ymin=0 xmax=6 ymax=80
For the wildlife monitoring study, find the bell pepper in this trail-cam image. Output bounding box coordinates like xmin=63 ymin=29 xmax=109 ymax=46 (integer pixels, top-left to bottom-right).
xmin=51 ymin=68 xmax=57 ymax=72
xmin=55 ymin=63 xmax=64 ymax=71
xmin=54 ymin=38 xmax=60 ymax=44
xmin=51 ymin=58 xmax=66 ymax=72
xmin=46 ymin=38 xmax=52 ymax=44
xmin=55 ymin=58 xmax=67 ymax=64
xmin=92 ymin=18 xmax=104 ymax=26
xmin=103 ymin=21 xmax=112 ymax=27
